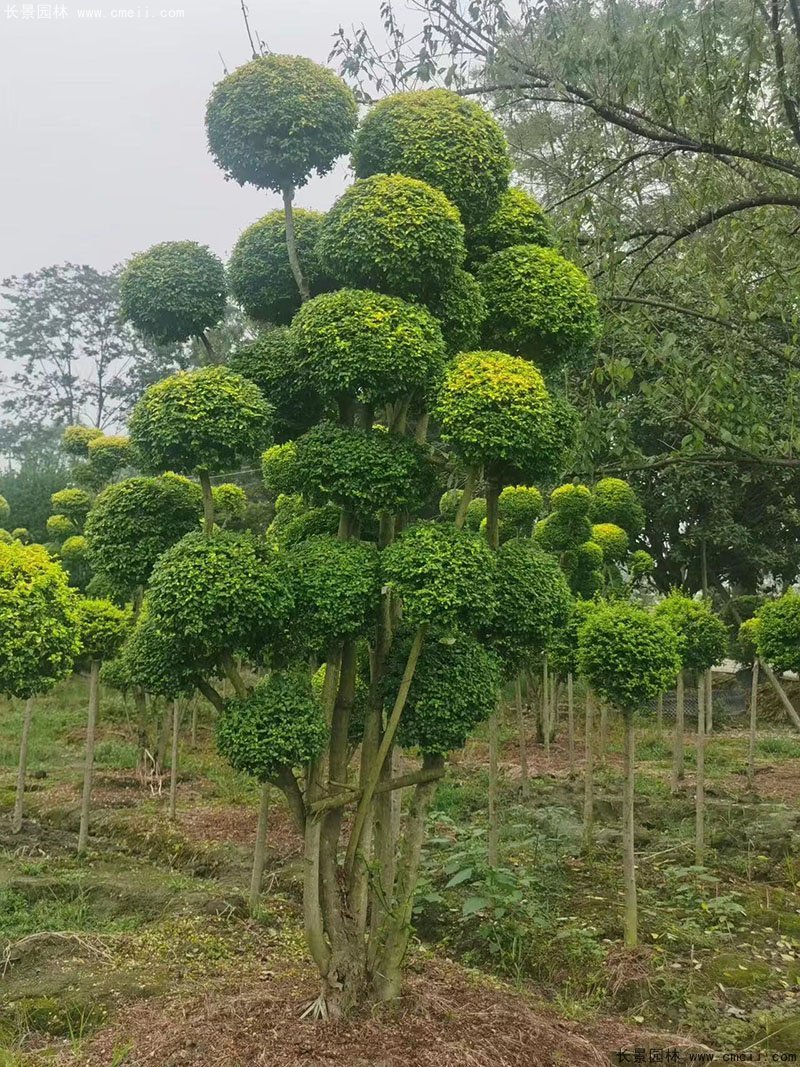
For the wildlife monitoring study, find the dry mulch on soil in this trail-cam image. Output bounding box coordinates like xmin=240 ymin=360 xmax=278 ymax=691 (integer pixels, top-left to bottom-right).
xmin=80 ymin=958 xmax=699 ymax=1067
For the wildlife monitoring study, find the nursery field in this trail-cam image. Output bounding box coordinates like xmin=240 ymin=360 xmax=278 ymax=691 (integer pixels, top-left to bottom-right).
xmin=2 ymin=675 xmax=800 ymax=1066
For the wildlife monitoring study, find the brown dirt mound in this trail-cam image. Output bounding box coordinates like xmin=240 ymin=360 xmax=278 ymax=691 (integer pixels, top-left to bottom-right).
xmin=80 ymin=959 xmax=695 ymax=1067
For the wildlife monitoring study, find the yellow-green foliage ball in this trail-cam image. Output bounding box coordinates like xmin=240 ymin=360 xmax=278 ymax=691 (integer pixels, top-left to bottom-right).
xmin=51 ymin=488 xmax=93 ymax=522
xmin=120 ymin=241 xmax=226 ymax=345
xmin=291 ymin=289 xmax=447 ymax=404
xmin=47 ymin=514 xmax=77 ymax=541
xmin=62 ymin=425 xmax=104 ymax=458
xmin=206 ymin=54 xmax=358 ymax=193
xmin=262 ymin=442 xmax=299 ymax=498
xmin=0 ymin=495 xmax=9 ymax=523
xmin=217 ymin=670 xmax=328 ymax=781
xmin=591 ymin=522 xmax=629 ymax=562
xmin=228 ymin=210 xmax=331 ymax=325
xmin=465 ymin=497 xmax=487 ymax=531
xmin=439 ymin=488 xmax=462 ymax=521
xmin=0 ymin=529 xmax=13 ymax=545
xmin=435 ymin=350 xmax=571 ymax=482
xmin=317 ymin=174 xmax=466 ymax=302
xmin=60 ymin=535 xmax=88 ymax=564
xmin=11 ymin=528 xmax=30 ymax=544
xmin=212 ymin=483 xmax=247 ymax=524
xmin=87 ymin=435 xmax=134 ymax=481
xmin=0 ymin=541 xmax=80 ymax=698
xmin=352 ymin=88 xmax=511 ymax=227
xmin=422 ymin=268 xmax=487 ymax=355
xmin=551 ymin=483 xmax=593 ymax=520
xmin=755 ymin=591 xmax=800 ymax=674
xmin=498 ymin=485 xmax=543 ymax=534
xmin=654 ymin=591 xmax=728 ymax=673
xmin=479 ymin=245 xmax=601 ymax=369
xmin=591 ymin=477 xmax=645 ymax=538
xmin=75 ymin=598 xmax=130 ymax=662
xmin=467 ymin=188 xmax=555 ymax=265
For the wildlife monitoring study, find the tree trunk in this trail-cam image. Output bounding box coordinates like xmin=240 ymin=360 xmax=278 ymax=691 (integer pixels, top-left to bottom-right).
xmin=695 ymin=674 xmax=706 ymax=866
xmin=168 ymin=699 xmax=180 ymax=820
xmin=747 ymin=659 xmax=760 ymax=790
xmin=199 ymin=469 xmax=214 ymax=537
xmin=567 ymin=671 xmax=575 ymax=778
xmin=488 ymin=703 xmax=499 ymax=865
xmin=12 ymin=697 xmax=35 ymax=834
xmin=249 ymin=782 xmax=270 ymax=914
xmin=155 ymin=701 xmax=171 ymax=776
xmin=283 ymin=186 xmax=311 ymax=302
xmin=542 ymin=656 xmax=550 ymax=757
xmin=516 ymin=674 xmax=529 ymax=797
xmin=759 ymin=659 xmax=800 ymax=731
xmin=583 ymin=692 xmax=595 ymax=846
xmin=78 ymin=661 xmax=100 ymax=853
xmin=599 ymin=701 xmax=608 ymax=766
xmin=454 ymin=466 xmax=479 ymax=529
xmin=191 ymin=701 xmax=198 ymax=747
xmin=656 ymin=692 xmax=663 ymax=732
xmin=671 ymin=670 xmax=685 ymax=791
xmin=134 ymin=687 xmax=148 ymax=773
xmin=622 ymin=710 xmax=638 ymax=948
xmin=705 ymin=669 xmax=713 ymax=733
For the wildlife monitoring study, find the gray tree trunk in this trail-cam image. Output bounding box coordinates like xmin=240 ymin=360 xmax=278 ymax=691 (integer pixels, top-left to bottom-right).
xmin=695 ymin=674 xmax=706 ymax=866
xmin=168 ymin=699 xmax=180 ymax=820
xmin=516 ymin=675 xmax=529 ymax=798
xmin=78 ymin=660 xmax=100 ymax=852
xmin=488 ymin=705 xmax=499 ymax=865
xmin=622 ymin=711 xmax=637 ymax=947
xmin=671 ymin=671 xmax=685 ymax=791
xmin=12 ymin=696 xmax=35 ymax=834
xmin=249 ymin=782 xmax=270 ymax=913
xmin=567 ymin=672 xmax=575 ymax=778
xmin=583 ymin=692 xmax=595 ymax=846
xmin=705 ymin=670 xmax=713 ymax=733
xmin=747 ymin=659 xmax=760 ymax=789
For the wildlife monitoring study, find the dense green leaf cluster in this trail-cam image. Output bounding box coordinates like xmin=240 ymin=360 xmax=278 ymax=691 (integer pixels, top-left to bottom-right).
xmin=86 ymin=435 xmax=133 ymax=481
xmin=561 ymin=540 xmax=605 ymax=599
xmin=0 ymin=495 xmax=10 ymax=523
xmin=317 ymin=174 xmax=466 ymax=302
xmin=485 ymin=539 xmax=572 ymax=673
xmin=590 ymin=478 xmax=645 ymax=538
xmin=654 ymin=591 xmax=728 ymax=672
xmin=84 ymin=475 xmax=202 ymax=595
xmin=577 ymin=601 xmax=681 ymax=711
xmin=51 ymin=488 xmax=93 ymax=522
xmin=388 ymin=631 xmax=500 ymax=755
xmin=479 ymin=245 xmax=601 ymax=369
xmin=217 ymin=670 xmax=328 ymax=780
xmin=590 ymin=522 xmax=629 ymax=562
xmin=291 ymin=289 xmax=447 ymax=403
xmin=75 ymin=598 xmax=130 ymax=662
xmin=352 ymin=88 xmax=511 ymax=226
xmin=293 ymin=423 xmax=436 ymax=518
xmin=46 ymin=514 xmax=77 ymax=542
xmin=228 ymin=210 xmax=331 ymax=324
xmin=212 ymin=483 xmax=247 ymax=524
xmin=737 ymin=617 xmax=760 ymax=667
xmin=756 ymin=591 xmax=800 ymax=673
xmin=261 ymin=443 xmax=299 ymax=498
xmin=62 ymin=425 xmax=104 ymax=458
xmin=0 ymin=542 xmax=79 ymax=698
xmin=498 ymin=485 xmax=543 ymax=536
xmin=381 ymin=522 xmax=496 ymax=629
xmin=119 ymin=612 xmax=203 ymax=699
xmin=421 ymin=268 xmax=486 ymax=355
xmin=435 ymin=350 xmax=571 ymax=481
xmin=268 ymin=500 xmax=341 ymax=550
xmin=146 ymin=531 xmax=293 ymax=662
xmin=547 ymin=599 xmax=599 ymax=677
xmin=467 ymin=188 xmax=555 ymax=265
xmin=228 ymin=327 xmax=323 ymax=442
xmin=286 ymin=534 xmax=379 ymax=649
xmin=11 ymin=529 xmax=30 ymax=544
xmin=129 ymin=366 xmax=272 ymax=475
xmin=205 ymin=54 xmax=357 ymax=193
xmin=120 ymin=241 xmax=226 ymax=344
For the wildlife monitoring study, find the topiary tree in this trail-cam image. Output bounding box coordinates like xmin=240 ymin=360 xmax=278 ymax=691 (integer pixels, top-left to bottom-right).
xmin=479 ymin=245 xmax=601 ymax=370
xmin=86 ymin=435 xmax=134 ymax=482
xmin=577 ymin=601 xmax=680 ymax=946
xmin=316 ymin=174 xmax=466 ymax=302
xmin=11 ymin=528 xmax=30 ymax=544
xmin=467 ymin=187 xmax=555 ymax=266
xmin=0 ymin=542 xmax=80 ymax=833
xmin=46 ymin=513 xmax=78 ymax=542
xmin=128 ymin=366 xmax=272 ymax=533
xmin=498 ymin=484 xmax=543 ymax=540
xmin=422 ymin=268 xmax=486 ymax=355
xmin=352 ymin=88 xmax=511 ymax=227
xmin=206 ymin=54 xmax=357 ymax=301
xmin=228 ymin=210 xmax=332 ymax=325
xmin=74 ymin=598 xmax=130 ymax=852
xmin=754 ymin=592 xmax=800 ymax=734
xmin=51 ymin=488 xmax=93 ymax=523
xmin=591 ymin=477 xmax=645 ymax=538
xmin=211 ymin=483 xmax=248 ymax=528
xmin=62 ymin=425 xmax=104 ymax=458
xmin=120 ymin=241 xmax=226 ymax=355
xmin=738 ymin=617 xmax=762 ymax=790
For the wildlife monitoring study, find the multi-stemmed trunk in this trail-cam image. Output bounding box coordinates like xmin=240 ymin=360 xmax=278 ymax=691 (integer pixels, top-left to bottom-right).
xmin=671 ymin=670 xmax=685 ymax=792
xmin=12 ymin=696 xmax=35 ymax=834
xmin=78 ymin=660 xmax=101 ymax=852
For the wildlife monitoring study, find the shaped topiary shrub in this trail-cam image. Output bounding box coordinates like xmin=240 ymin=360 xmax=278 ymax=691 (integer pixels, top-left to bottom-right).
xmin=467 ymin=188 xmax=555 ymax=265
xmin=421 ymin=268 xmax=486 ymax=355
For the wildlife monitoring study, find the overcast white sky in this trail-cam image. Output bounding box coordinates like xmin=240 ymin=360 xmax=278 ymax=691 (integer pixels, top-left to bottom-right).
xmin=0 ymin=0 xmax=385 ymax=281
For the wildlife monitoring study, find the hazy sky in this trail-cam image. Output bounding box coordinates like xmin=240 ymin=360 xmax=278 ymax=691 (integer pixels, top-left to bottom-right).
xmin=0 ymin=0 xmax=383 ymax=281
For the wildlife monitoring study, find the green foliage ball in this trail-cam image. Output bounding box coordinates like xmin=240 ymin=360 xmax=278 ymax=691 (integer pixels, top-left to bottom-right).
xmin=387 ymin=631 xmax=500 ymax=755
xmin=75 ymin=598 xmax=130 ymax=662
xmin=262 ymin=442 xmax=299 ymax=498
xmin=62 ymin=425 xmax=104 ymax=458
xmin=654 ymin=591 xmax=728 ymax=673
xmin=84 ymin=475 xmax=202 ymax=595
xmin=591 ymin=478 xmax=645 ymax=538
xmin=228 ymin=327 xmax=323 ymax=441
xmin=120 ymin=241 xmax=226 ymax=345
xmin=591 ymin=522 xmax=629 ymax=562
xmin=435 ymin=350 xmax=571 ymax=481
xmin=630 ymin=550 xmax=655 ymax=579
xmin=11 ymin=528 xmax=30 ymax=544
xmin=87 ymin=435 xmax=134 ymax=481
xmin=422 ymin=269 xmax=486 ymax=355
xmin=291 ymin=289 xmax=447 ymax=404
xmin=479 ymin=245 xmax=601 ymax=369
xmin=60 ymin=535 xmax=88 ymax=564
xmin=467 ymin=188 xmax=555 ymax=265
xmin=0 ymin=495 xmax=9 ymax=523
xmin=286 ymin=535 xmax=379 ymax=650
xmin=120 ymin=613 xmax=203 ymax=699
xmin=217 ymin=670 xmax=328 ymax=780
xmin=51 ymin=488 xmax=93 ymax=522
xmin=228 ymin=210 xmax=331 ymax=324
xmin=498 ymin=485 xmax=543 ymax=535
xmin=294 ymin=423 xmax=436 ymax=518
xmin=548 ymin=599 xmax=599 ymax=677
xmin=737 ymin=617 xmax=760 ymax=667
xmin=0 ymin=530 xmax=13 ymax=545
xmin=756 ymin=591 xmax=800 ymax=674
xmin=268 ymin=502 xmax=341 ymax=550
xmin=438 ymin=488 xmax=461 ymax=521
xmin=562 ymin=541 xmax=604 ymax=599
xmin=206 ymin=54 xmax=357 ymax=193
xmin=352 ymin=89 xmax=511 ymax=227
xmin=485 ymin=539 xmax=572 ymax=673
xmin=577 ymin=601 xmax=680 ymax=711
xmin=381 ymin=522 xmax=496 ymax=630
xmin=212 ymin=483 xmax=247 ymax=524
xmin=317 ymin=174 xmax=466 ymax=302
xmin=465 ymin=497 xmax=487 ymax=532
xmin=129 ymin=366 xmax=272 ymax=475
xmin=46 ymin=514 xmax=77 ymax=541
xmin=147 ymin=531 xmax=293 ymax=662
xmin=551 ymin=483 xmax=593 ymax=519
xmin=0 ymin=541 xmax=79 ymax=698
